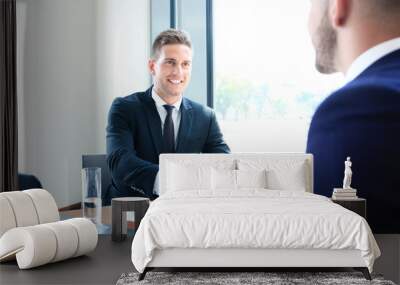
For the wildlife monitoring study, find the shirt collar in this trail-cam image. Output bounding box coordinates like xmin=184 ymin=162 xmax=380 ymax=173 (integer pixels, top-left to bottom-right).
xmin=151 ymin=88 xmax=182 ymax=111
xmin=345 ymin=37 xmax=400 ymax=84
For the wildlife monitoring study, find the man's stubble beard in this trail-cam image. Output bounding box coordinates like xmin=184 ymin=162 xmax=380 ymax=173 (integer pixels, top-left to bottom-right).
xmin=315 ymin=12 xmax=338 ymax=74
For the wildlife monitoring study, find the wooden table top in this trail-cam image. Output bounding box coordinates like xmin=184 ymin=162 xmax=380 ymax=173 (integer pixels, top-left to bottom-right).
xmin=60 ymin=206 xmax=112 ymax=225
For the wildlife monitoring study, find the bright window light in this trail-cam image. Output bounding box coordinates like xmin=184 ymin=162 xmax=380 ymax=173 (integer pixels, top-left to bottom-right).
xmin=213 ymin=0 xmax=343 ymax=151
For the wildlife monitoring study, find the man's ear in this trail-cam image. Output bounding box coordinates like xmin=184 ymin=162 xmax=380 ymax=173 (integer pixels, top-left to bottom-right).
xmin=330 ymin=0 xmax=350 ymax=27
xmin=148 ymin=59 xmax=156 ymax=75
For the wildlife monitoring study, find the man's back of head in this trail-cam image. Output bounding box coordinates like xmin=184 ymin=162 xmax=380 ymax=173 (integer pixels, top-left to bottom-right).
xmin=308 ymin=0 xmax=400 ymax=74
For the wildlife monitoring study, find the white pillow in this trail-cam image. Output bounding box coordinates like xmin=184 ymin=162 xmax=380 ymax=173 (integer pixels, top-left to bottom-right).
xmin=211 ymin=169 xmax=267 ymax=190
xmin=211 ymin=169 xmax=236 ymax=190
xmin=266 ymin=167 xmax=306 ymax=191
xmin=165 ymin=159 xmax=235 ymax=193
xmin=168 ymin=163 xmax=211 ymax=191
xmin=237 ymin=159 xmax=308 ymax=191
xmin=237 ymin=169 xmax=267 ymax=188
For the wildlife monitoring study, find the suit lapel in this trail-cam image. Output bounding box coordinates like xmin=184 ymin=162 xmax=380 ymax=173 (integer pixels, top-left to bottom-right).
xmin=176 ymin=98 xmax=193 ymax=152
xmin=141 ymin=87 xmax=163 ymax=155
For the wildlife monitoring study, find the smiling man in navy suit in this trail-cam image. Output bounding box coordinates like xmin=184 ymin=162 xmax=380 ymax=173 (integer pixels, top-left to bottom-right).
xmin=106 ymin=29 xmax=230 ymax=202
xmin=307 ymin=0 xmax=400 ymax=233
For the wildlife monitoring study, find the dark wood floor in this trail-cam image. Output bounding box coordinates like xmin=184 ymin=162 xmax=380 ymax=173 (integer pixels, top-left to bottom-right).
xmin=2 ymin=234 xmax=398 ymax=284
xmin=0 ymin=235 xmax=134 ymax=285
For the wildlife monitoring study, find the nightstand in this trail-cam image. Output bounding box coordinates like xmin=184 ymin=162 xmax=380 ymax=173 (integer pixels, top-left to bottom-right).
xmin=111 ymin=197 xmax=150 ymax=242
xmin=331 ymin=198 xmax=366 ymax=219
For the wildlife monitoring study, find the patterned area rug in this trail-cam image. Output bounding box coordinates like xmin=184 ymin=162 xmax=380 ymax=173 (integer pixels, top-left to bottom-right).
xmin=116 ymin=271 xmax=396 ymax=285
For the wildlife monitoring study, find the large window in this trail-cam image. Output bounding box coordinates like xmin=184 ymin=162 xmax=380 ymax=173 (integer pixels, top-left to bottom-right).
xmin=213 ymin=0 xmax=343 ymax=151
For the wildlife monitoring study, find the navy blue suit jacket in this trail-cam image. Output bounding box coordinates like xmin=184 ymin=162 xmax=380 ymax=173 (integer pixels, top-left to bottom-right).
xmin=106 ymin=87 xmax=230 ymax=201
xmin=306 ymin=49 xmax=400 ymax=233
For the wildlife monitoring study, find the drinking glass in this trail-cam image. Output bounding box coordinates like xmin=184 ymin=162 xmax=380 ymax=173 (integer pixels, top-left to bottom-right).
xmin=81 ymin=167 xmax=102 ymax=224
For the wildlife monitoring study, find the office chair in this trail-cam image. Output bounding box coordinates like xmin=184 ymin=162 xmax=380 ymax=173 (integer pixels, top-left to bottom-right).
xmin=18 ymin=173 xmax=42 ymax=190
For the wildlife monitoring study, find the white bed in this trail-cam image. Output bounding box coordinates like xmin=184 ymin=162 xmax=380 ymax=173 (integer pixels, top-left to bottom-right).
xmin=131 ymin=153 xmax=380 ymax=280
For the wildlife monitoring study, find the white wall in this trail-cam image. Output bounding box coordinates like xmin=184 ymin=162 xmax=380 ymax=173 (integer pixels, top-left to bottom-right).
xmin=17 ymin=0 xmax=150 ymax=207
xmin=95 ymin=0 xmax=151 ymax=150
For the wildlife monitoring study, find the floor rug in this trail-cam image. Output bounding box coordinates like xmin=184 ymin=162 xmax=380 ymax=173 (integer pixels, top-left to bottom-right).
xmin=116 ymin=271 xmax=396 ymax=285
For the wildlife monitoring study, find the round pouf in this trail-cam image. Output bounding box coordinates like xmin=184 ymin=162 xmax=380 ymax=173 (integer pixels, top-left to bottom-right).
xmin=111 ymin=197 xmax=149 ymax=242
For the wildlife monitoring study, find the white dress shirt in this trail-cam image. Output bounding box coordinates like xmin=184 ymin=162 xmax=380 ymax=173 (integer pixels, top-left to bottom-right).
xmin=151 ymin=89 xmax=182 ymax=142
xmin=151 ymin=89 xmax=183 ymax=195
xmin=345 ymin=37 xmax=400 ymax=84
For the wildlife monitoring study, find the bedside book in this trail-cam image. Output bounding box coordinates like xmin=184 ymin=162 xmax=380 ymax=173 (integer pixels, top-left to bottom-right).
xmin=332 ymin=187 xmax=358 ymax=200
xmin=332 ymin=195 xmax=359 ymax=200
xmin=333 ymin=188 xmax=357 ymax=193
xmin=332 ymin=192 xmax=357 ymax=197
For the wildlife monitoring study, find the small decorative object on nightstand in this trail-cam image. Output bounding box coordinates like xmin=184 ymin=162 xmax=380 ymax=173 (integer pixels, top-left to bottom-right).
xmin=331 ymin=198 xmax=367 ymax=219
xmin=332 ymin=157 xmax=358 ymax=199
xmin=331 ymin=157 xmax=366 ymax=218
xmin=111 ymin=197 xmax=150 ymax=242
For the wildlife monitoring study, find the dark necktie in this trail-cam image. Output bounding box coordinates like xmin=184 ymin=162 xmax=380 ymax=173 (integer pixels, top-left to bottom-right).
xmin=163 ymin=105 xmax=175 ymax=153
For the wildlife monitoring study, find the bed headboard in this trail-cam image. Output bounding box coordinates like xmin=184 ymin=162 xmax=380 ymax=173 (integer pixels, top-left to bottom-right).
xmin=159 ymin=153 xmax=313 ymax=195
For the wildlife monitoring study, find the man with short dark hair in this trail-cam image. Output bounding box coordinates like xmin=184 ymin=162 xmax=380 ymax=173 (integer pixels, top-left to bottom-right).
xmin=306 ymin=0 xmax=400 ymax=233
xmin=106 ymin=29 xmax=230 ymax=202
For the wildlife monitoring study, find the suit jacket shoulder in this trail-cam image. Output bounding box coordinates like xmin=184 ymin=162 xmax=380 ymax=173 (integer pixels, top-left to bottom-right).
xmin=311 ymin=69 xmax=400 ymax=129
xmin=111 ymin=91 xmax=148 ymax=111
xmin=182 ymin=97 xmax=214 ymax=115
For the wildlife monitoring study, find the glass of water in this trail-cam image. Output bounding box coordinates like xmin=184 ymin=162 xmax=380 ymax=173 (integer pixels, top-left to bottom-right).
xmin=81 ymin=167 xmax=102 ymax=224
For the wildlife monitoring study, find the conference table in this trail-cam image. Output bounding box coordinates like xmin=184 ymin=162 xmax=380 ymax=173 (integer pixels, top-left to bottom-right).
xmin=0 ymin=207 xmax=135 ymax=285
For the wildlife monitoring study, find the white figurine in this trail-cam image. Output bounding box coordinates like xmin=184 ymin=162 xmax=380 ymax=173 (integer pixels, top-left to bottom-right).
xmin=343 ymin=157 xmax=353 ymax=189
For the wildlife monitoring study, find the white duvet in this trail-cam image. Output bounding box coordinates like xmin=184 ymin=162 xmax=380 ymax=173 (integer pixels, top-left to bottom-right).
xmin=131 ymin=190 xmax=380 ymax=273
